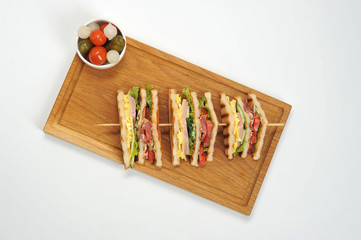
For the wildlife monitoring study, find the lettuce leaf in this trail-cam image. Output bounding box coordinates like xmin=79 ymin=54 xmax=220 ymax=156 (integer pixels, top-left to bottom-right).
xmin=130 ymin=128 xmax=139 ymax=168
xmin=149 ymin=140 xmax=154 ymax=150
xmin=129 ymin=86 xmax=140 ymax=111
xmin=236 ymin=103 xmax=247 ymax=127
xmin=233 ymin=141 xmax=246 ymax=156
xmin=145 ymin=85 xmax=153 ymax=110
xmin=236 ymin=103 xmax=242 ymax=113
xmin=183 ymin=88 xmax=196 ymax=155
xmin=186 ymin=117 xmax=195 ymax=155
xmin=199 ymin=96 xmax=211 ymax=119
xmin=199 ymin=96 xmax=206 ymax=108
xmin=182 ymin=88 xmax=193 ymax=113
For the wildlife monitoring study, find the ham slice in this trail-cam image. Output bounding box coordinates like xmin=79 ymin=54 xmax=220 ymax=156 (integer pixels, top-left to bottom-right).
xmin=244 ymin=97 xmax=254 ymax=116
xmin=182 ymin=100 xmax=190 ymax=155
xmin=200 ymin=108 xmax=208 ymax=117
xmin=140 ymin=120 xmax=152 ymax=146
xmin=200 ymin=115 xmax=207 ymax=142
xmin=248 ymin=113 xmax=260 ymax=152
xmin=129 ymin=96 xmax=136 ymax=123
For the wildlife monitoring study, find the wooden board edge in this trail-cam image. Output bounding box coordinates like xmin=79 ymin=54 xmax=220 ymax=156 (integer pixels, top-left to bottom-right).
xmin=43 ymin=55 xmax=83 ymax=133
xmin=127 ymin=37 xmax=292 ymax=110
xmin=245 ymin=106 xmax=292 ymax=215
xmin=45 ymin=121 xmax=123 ymax=164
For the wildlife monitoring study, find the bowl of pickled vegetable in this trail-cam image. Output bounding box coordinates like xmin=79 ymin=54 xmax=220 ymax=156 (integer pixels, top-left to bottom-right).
xmin=76 ymin=19 xmax=126 ymax=69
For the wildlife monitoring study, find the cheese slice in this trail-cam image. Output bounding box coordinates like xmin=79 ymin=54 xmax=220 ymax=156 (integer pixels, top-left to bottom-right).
xmin=175 ymin=94 xmax=185 ymax=160
xmin=230 ymin=99 xmax=240 ymax=153
xmin=123 ymin=95 xmax=133 ymax=153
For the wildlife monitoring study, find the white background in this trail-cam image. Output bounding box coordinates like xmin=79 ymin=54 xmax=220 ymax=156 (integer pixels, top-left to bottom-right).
xmin=1 ymin=0 xmax=361 ymax=239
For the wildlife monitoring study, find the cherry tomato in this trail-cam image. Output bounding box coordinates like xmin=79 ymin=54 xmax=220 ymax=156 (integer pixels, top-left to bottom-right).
xmin=100 ymin=24 xmax=107 ymax=32
xmin=90 ymin=30 xmax=107 ymax=46
xmin=88 ymin=46 xmax=107 ymax=65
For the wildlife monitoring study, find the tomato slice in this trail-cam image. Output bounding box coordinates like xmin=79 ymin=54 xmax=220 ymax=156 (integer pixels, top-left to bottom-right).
xmin=248 ymin=143 xmax=255 ymax=154
xmin=146 ymin=149 xmax=155 ymax=163
xmin=203 ymin=120 xmax=213 ymax=147
xmin=253 ymin=113 xmax=260 ymax=131
xmin=199 ymin=145 xmax=206 ymax=166
xmin=249 ymin=130 xmax=257 ymax=144
xmin=88 ymin=46 xmax=107 ymax=65
xmin=145 ymin=107 xmax=150 ymax=120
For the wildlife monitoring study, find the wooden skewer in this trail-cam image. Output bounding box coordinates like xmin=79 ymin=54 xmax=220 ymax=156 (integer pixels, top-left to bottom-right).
xmin=96 ymin=123 xmax=284 ymax=127
xmin=95 ymin=123 xmax=122 ymax=127
xmin=268 ymin=123 xmax=285 ymax=127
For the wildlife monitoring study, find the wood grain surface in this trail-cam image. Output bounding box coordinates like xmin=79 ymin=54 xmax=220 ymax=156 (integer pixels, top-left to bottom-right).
xmin=44 ymin=37 xmax=291 ymax=215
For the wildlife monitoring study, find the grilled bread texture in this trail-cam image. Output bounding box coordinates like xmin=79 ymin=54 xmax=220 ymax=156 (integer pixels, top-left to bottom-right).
xmin=219 ymin=93 xmax=236 ymax=159
xmin=204 ymin=92 xmax=219 ymax=162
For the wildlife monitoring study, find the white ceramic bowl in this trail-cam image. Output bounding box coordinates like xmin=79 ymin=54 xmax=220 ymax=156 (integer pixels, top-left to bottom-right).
xmin=76 ymin=19 xmax=127 ymax=69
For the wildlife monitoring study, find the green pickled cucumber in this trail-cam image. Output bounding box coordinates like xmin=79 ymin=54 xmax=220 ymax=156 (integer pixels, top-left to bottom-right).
xmin=78 ymin=39 xmax=93 ymax=54
xmin=105 ymin=35 xmax=125 ymax=53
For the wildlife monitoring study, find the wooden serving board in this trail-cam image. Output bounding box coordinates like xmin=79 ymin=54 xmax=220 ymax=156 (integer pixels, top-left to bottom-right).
xmin=44 ymin=37 xmax=291 ymax=215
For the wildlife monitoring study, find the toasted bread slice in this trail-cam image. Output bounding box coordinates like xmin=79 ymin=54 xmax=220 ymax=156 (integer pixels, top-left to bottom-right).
xmin=117 ymin=90 xmax=131 ymax=169
xmin=204 ymin=92 xmax=218 ymax=162
xmin=190 ymin=92 xmax=201 ymax=166
xmin=151 ymin=89 xmax=162 ymax=168
xmin=219 ymin=93 xmax=235 ymax=159
xmin=169 ymin=89 xmax=181 ymax=166
xmin=235 ymin=96 xmax=252 ymax=158
xmin=248 ymin=94 xmax=268 ymax=160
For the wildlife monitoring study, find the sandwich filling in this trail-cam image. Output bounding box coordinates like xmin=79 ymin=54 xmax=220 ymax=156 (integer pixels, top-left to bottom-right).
xmin=233 ymin=101 xmax=248 ymax=156
xmin=198 ymin=96 xmax=213 ymax=166
xmin=139 ymin=86 xmax=155 ymax=163
xmin=244 ymin=98 xmax=261 ymax=154
xmin=173 ymin=88 xmax=196 ymax=160
xmin=175 ymin=93 xmax=186 ymax=160
xmin=182 ymin=89 xmax=196 ymax=158
xmin=125 ymin=87 xmax=139 ymax=168
xmin=222 ymin=96 xmax=249 ymax=156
